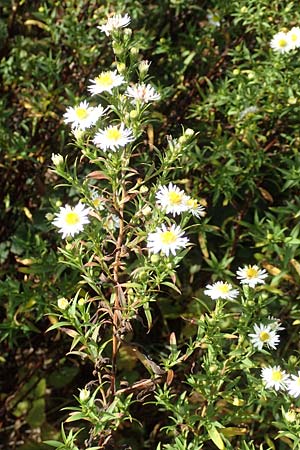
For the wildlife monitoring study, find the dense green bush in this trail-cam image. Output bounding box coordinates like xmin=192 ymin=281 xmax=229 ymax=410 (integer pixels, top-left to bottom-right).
xmin=1 ymin=1 xmax=300 ymax=449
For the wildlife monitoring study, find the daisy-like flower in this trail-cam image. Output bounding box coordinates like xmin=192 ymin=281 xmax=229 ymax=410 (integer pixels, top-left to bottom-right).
xmin=185 ymin=198 xmax=206 ymax=219
xmin=98 ymin=13 xmax=131 ymax=36
xmin=207 ymin=11 xmax=221 ymax=27
xmin=93 ymin=123 xmax=134 ymax=152
xmin=261 ymin=365 xmax=289 ymax=391
xmin=236 ymin=264 xmax=268 ymax=288
xmin=88 ymin=70 xmax=125 ymax=95
xmin=147 ymin=223 xmax=189 ymax=257
xmin=63 ymin=101 xmax=106 ymax=130
xmin=286 ymin=371 xmax=300 ymax=398
xmin=248 ymin=323 xmax=280 ymax=351
xmin=287 ymin=27 xmax=300 ymax=50
xmin=156 ymin=183 xmax=189 ymax=216
xmin=125 ymin=83 xmax=160 ymax=103
xmin=204 ymin=281 xmax=239 ymax=301
xmin=267 ymin=316 xmax=285 ymax=332
xmin=270 ymin=31 xmax=291 ymax=53
xmin=52 ymin=202 xmax=90 ymax=239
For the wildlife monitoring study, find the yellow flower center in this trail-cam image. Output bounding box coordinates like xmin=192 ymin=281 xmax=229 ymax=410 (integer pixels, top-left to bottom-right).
xmin=245 ymin=267 xmax=258 ymax=278
xmin=296 ymin=377 xmax=300 ymax=386
xmin=259 ymin=331 xmax=270 ymax=342
xmin=106 ymin=128 xmax=122 ymax=142
xmin=279 ymin=38 xmax=288 ymax=48
xmin=291 ymin=33 xmax=297 ymax=42
xmin=160 ymin=230 xmax=177 ymax=245
xmin=218 ymin=284 xmax=230 ymax=294
xmin=75 ymin=108 xmax=89 ymax=120
xmin=186 ymin=198 xmax=198 ymax=208
xmin=271 ymin=370 xmax=283 ymax=382
xmin=96 ymin=73 xmax=113 ymax=86
xmin=168 ymin=191 xmax=182 ymax=205
xmin=93 ymin=197 xmax=101 ymax=208
xmin=65 ymin=211 xmax=80 ymax=225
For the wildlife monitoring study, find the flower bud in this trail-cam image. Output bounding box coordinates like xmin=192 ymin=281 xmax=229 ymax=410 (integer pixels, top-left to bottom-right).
xmin=51 ymin=153 xmax=64 ymax=167
xmin=138 ymin=60 xmax=151 ymax=77
xmin=150 ymin=254 xmax=160 ymax=264
xmin=130 ymin=47 xmax=139 ymax=56
xmin=129 ymin=110 xmax=139 ymax=119
xmin=57 ymin=297 xmax=69 ymax=310
xmin=117 ymin=62 xmax=126 ymax=74
xmin=78 ymin=298 xmax=85 ymax=306
xmin=79 ymin=388 xmax=90 ymax=402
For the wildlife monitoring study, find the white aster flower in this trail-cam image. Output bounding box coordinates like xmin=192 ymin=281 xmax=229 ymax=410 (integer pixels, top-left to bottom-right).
xmin=261 ymin=365 xmax=289 ymax=391
xmin=286 ymin=371 xmax=300 ymax=398
xmin=287 ymin=27 xmax=300 ymax=50
xmin=204 ymin=281 xmax=239 ymax=301
xmin=52 ymin=202 xmax=90 ymax=239
xmin=63 ymin=101 xmax=106 ymax=130
xmin=236 ymin=264 xmax=268 ymax=288
xmin=185 ymin=198 xmax=206 ymax=218
xmin=88 ymin=70 xmax=125 ymax=95
xmin=156 ymin=183 xmax=189 ymax=216
xmin=207 ymin=11 xmax=221 ymax=27
xmin=267 ymin=316 xmax=285 ymax=332
xmin=147 ymin=223 xmax=189 ymax=257
xmin=248 ymin=323 xmax=280 ymax=351
xmin=125 ymin=83 xmax=160 ymax=103
xmin=270 ymin=31 xmax=291 ymax=53
xmin=93 ymin=123 xmax=134 ymax=152
xmin=98 ymin=13 xmax=131 ymax=36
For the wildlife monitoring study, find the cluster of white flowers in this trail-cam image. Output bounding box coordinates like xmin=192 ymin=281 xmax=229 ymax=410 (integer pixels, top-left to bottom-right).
xmin=261 ymin=366 xmax=300 ymax=398
xmin=155 ymin=182 xmax=206 ymax=218
xmin=53 ymin=14 xmax=161 ymax=239
xmin=270 ymin=27 xmax=300 ymax=53
xmin=146 ymin=182 xmax=206 ymax=257
xmin=204 ymin=264 xmax=268 ymax=301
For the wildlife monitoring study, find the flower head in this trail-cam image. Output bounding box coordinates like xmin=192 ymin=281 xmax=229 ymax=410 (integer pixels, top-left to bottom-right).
xmin=207 ymin=11 xmax=221 ymax=27
xmin=98 ymin=13 xmax=131 ymax=36
xmin=57 ymin=297 xmax=69 ymax=310
xmin=51 ymin=153 xmax=64 ymax=167
xmin=236 ymin=264 xmax=268 ymax=288
xmin=248 ymin=323 xmax=280 ymax=351
xmin=267 ymin=316 xmax=285 ymax=332
xmin=125 ymin=83 xmax=160 ymax=103
xmin=204 ymin=281 xmax=239 ymax=301
xmin=53 ymin=202 xmax=90 ymax=239
xmin=88 ymin=70 xmax=125 ymax=95
xmin=261 ymin=365 xmax=289 ymax=391
xmin=93 ymin=123 xmax=134 ymax=152
xmin=287 ymin=27 xmax=300 ymax=50
xmin=156 ymin=183 xmax=189 ymax=216
xmin=63 ymin=101 xmax=106 ymax=130
xmin=286 ymin=371 xmax=300 ymax=398
xmin=270 ymin=31 xmax=291 ymax=53
xmin=147 ymin=223 xmax=189 ymax=257
xmin=185 ymin=198 xmax=206 ymax=218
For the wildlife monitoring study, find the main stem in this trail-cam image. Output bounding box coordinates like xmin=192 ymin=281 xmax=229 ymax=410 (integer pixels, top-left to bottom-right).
xmin=111 ymin=151 xmax=126 ymax=397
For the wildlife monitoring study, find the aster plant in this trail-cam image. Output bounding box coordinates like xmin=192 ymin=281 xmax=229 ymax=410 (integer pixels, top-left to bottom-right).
xmin=45 ymin=10 xmax=300 ymax=450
